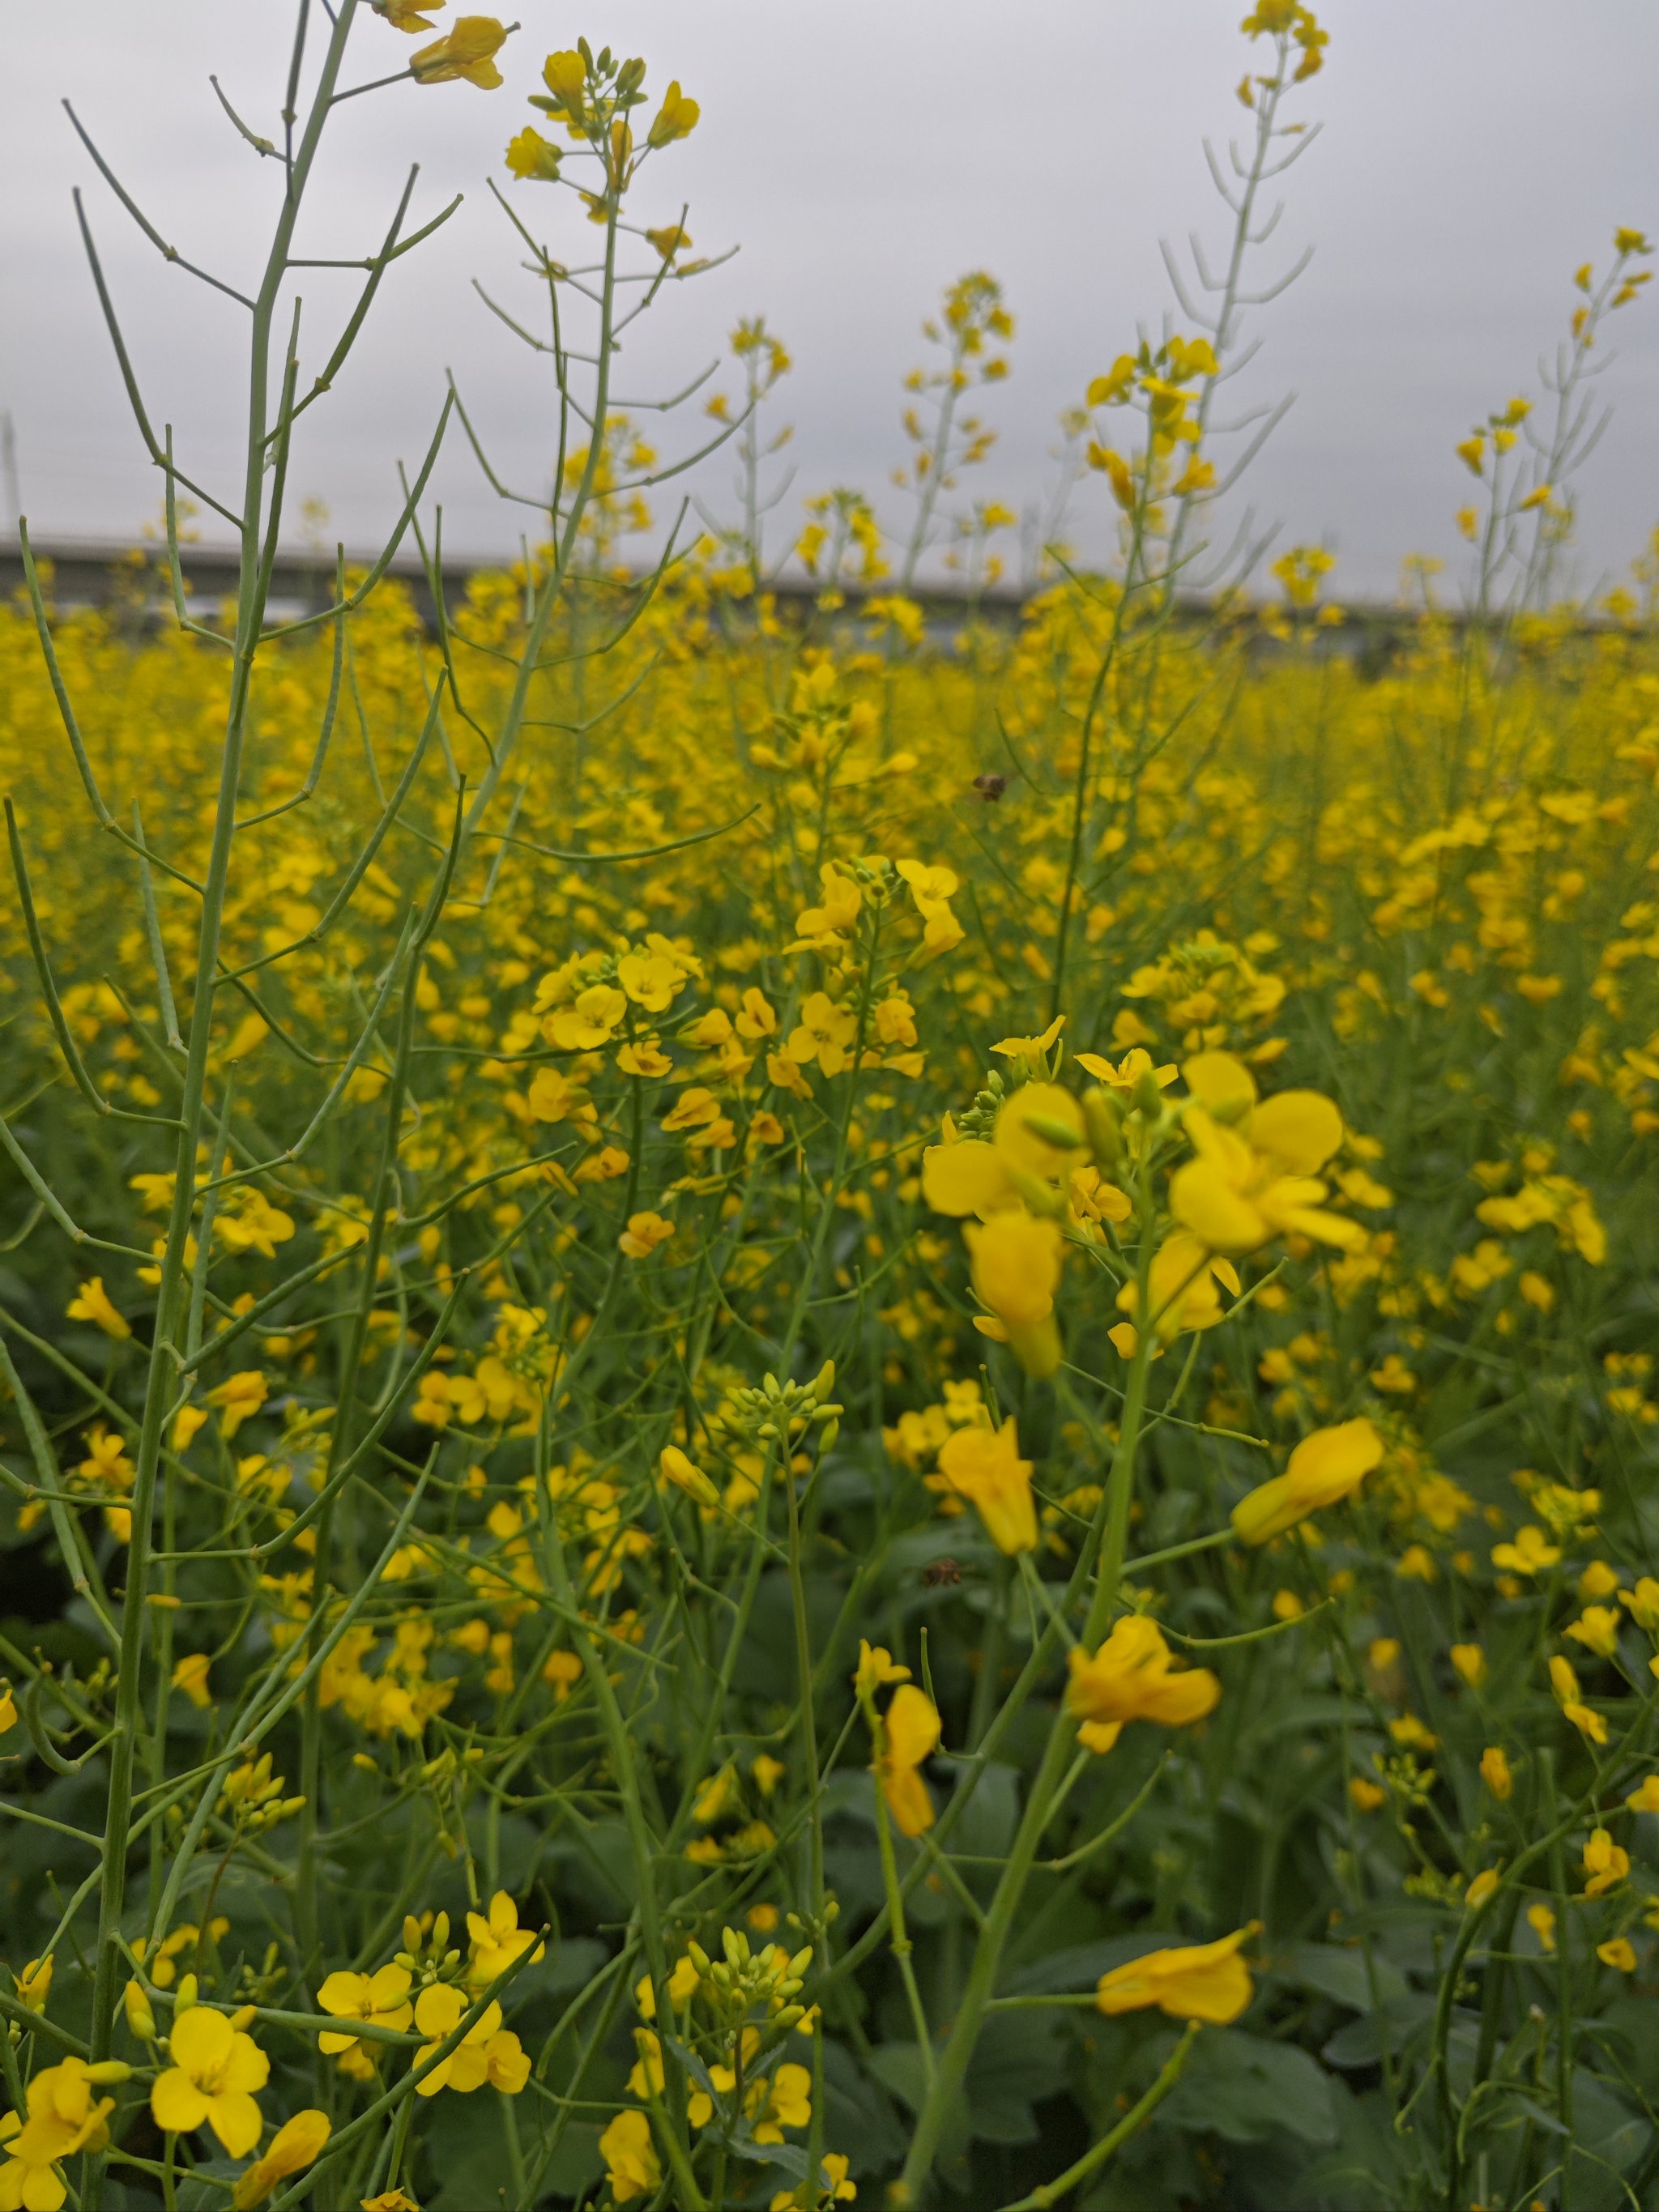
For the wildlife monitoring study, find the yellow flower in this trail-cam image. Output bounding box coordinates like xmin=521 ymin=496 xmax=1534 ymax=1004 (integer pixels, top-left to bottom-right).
xmin=1169 ymin=1054 xmax=1360 ymax=1259
xmin=505 ymin=126 xmax=562 ymax=181
xmin=1527 ymin=1903 xmax=1556 ymax=1954
xmin=1582 ymin=1827 xmax=1629 ymax=1897
xmin=962 ymin=1210 xmax=1063 ymax=1377
xmin=467 ymin=1892 xmax=545 ymax=1988
xmin=751 ymin=2061 xmax=812 ymax=2143
xmin=989 ymin=1013 xmax=1065 ymax=1065
xmin=66 ymin=1276 xmax=130 ymax=1340
xmin=205 ymin=1370 xmax=268 ymax=1440
xmin=935 ymin=1417 xmax=1036 ymax=1554
xmin=772 ymin=2152 xmax=856 ymax=2207
xmin=1565 ymin=1605 xmax=1622 ymax=1661
xmin=792 ymin=864 xmax=861 ymax=945
xmin=599 ymin=2108 xmax=660 ymax=2203
xmin=1348 ymin=1776 xmax=1385 ymax=1812
xmin=15 ymin=1958 xmax=52 ymax=2014
xmin=1480 ymin=1746 xmax=1512 ymax=1801
xmin=786 ymin=992 xmax=859 ymax=1077
xmin=1450 ymin=1643 xmax=1486 ymax=1687
xmin=1230 ymin=1417 xmax=1383 ymax=1545
xmin=1096 ymin=1925 xmax=1256 ymax=2025
xmin=1088 ymin=444 xmax=1136 ymax=510
xmin=1597 ymin=1937 xmax=1638 ymax=1973
xmin=619 ymin=1210 xmax=675 ymax=1259
xmin=1074 ymin=1045 xmax=1178 ymax=1091
xmin=0 ymin=2060 xmax=117 ymax=2212
xmin=376 ymin=0 xmax=445 ymax=26
xmin=316 ymin=1965 xmax=413 ymax=2069
xmin=1490 ymin=1524 xmax=1560 ymax=1575
xmin=230 ymin=2109 xmax=331 ymax=2210
xmin=876 ymin=1684 xmax=940 ymax=1838
xmin=991 ymin=1083 xmax=1085 ymax=1182
xmin=659 ymin=1446 xmax=720 ymax=1510
xmin=1111 ymin=1232 xmax=1239 ymax=1358
xmin=896 ymin=859 xmax=964 ymax=953
xmin=647 ymin=79 xmax=701 ymax=147
xmin=171 ymin=1654 xmax=213 ymax=1709
xmin=1465 ymin=1867 xmax=1500 ymax=1909
xmin=410 ymin=1984 xmax=528 ymax=2095
xmin=548 ymin=982 xmax=628 ymax=1051
xmin=1065 ymin=1616 xmax=1221 ymax=1754
xmin=1549 ymin=1654 xmax=1608 ymax=1744
xmin=410 ymin=15 xmax=510 ymax=87
xmin=854 ymin=1640 xmax=910 ymax=1699
xmin=151 ymin=2005 xmax=270 ymax=2157
xmin=616 ymin=1040 xmax=673 ymax=1080
xmin=1625 ymin=1775 xmax=1659 ymax=1813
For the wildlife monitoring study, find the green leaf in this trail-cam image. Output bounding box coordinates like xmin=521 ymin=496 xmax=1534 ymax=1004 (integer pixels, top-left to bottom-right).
xmin=1163 ymin=2028 xmax=1337 ymax=2146
xmin=1272 ymin=1938 xmax=1409 ymax=2012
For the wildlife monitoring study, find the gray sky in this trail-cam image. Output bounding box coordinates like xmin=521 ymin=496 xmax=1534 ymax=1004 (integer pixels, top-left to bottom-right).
xmin=2 ymin=1 xmax=1655 ymax=599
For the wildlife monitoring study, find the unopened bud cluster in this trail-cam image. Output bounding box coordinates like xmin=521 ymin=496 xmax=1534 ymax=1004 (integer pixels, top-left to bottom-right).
xmin=723 ymin=1361 xmax=842 ymax=1454
xmin=684 ymin=1925 xmax=813 ymax=2028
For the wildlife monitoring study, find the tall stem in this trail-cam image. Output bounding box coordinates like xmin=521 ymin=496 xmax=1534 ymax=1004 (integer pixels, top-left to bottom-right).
xmin=87 ymin=0 xmax=360 ymax=2065
xmin=894 ymin=1202 xmax=1157 ymax=2204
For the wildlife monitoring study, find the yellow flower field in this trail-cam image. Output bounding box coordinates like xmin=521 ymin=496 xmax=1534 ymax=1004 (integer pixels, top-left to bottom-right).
xmin=1 ymin=6 xmax=1657 ymax=2209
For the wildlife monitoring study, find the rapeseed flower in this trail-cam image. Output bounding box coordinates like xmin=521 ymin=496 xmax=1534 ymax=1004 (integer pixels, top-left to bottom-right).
xmin=1170 ymin=1053 xmax=1360 ymax=1259
xmin=151 ymin=2005 xmax=270 ymax=2156
xmin=1230 ymin=1417 xmax=1384 ymax=1544
xmin=410 ymin=15 xmax=510 ymax=87
xmin=1095 ymin=1925 xmax=1256 ymax=2024
xmin=1066 ymin=1617 xmax=1221 ymax=1754
xmin=230 ymin=2110 xmax=331 ymax=2210
xmin=935 ymin=1416 xmax=1037 ymax=1554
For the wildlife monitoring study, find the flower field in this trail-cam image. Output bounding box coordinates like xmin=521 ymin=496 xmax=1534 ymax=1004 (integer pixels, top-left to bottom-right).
xmin=1 ymin=6 xmax=1657 ymax=2210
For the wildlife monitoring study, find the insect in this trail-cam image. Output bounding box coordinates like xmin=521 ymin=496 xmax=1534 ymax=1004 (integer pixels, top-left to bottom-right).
xmin=972 ymin=774 xmax=1007 ymax=801
xmin=922 ymin=1557 xmax=962 ymax=1588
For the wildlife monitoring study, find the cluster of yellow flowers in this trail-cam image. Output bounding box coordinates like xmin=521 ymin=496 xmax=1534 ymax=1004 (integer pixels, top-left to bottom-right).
xmin=4 ymin=1 xmax=1659 ymax=2205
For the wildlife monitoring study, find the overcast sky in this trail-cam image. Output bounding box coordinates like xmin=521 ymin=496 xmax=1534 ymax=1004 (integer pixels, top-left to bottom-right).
xmin=2 ymin=2 xmax=1655 ymax=599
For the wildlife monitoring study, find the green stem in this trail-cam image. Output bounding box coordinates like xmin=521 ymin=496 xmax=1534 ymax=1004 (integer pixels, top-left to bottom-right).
xmin=86 ymin=0 xmax=360 ymax=2069
xmin=895 ymin=1217 xmax=1158 ymax=2204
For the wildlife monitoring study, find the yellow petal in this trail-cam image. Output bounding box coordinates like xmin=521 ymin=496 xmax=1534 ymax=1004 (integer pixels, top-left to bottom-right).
xmin=207 ymin=2089 xmax=265 ymax=2159
xmin=921 ymin=1140 xmax=1014 ymax=1218
xmin=1182 ymin=1051 xmax=1257 ymax=1116
xmin=151 ymin=2067 xmax=211 ymax=2136
xmin=168 ymin=2004 xmax=234 ymax=2077
xmin=885 ymin=1684 xmax=942 ymax=1769
xmin=1168 ymin=1160 xmax=1267 ymax=1255
xmin=1250 ymin=1089 xmax=1344 ymax=1174
xmin=992 ymin=1081 xmax=1082 ymax=1177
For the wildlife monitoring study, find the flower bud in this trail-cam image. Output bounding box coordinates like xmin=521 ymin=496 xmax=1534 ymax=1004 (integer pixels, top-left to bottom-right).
xmin=122 ymin=1980 xmax=157 ymax=2042
xmin=174 ymin=1973 xmax=198 ymax=2015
